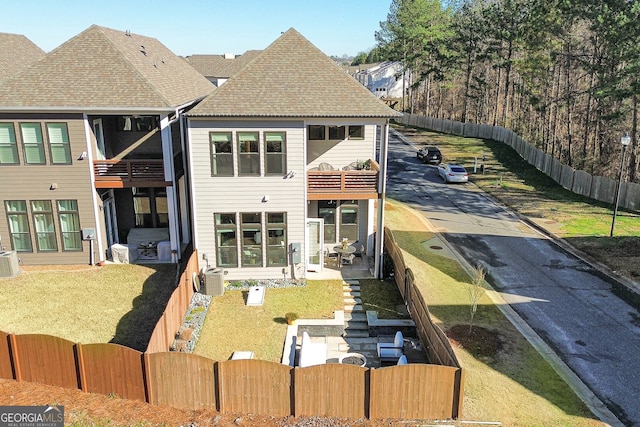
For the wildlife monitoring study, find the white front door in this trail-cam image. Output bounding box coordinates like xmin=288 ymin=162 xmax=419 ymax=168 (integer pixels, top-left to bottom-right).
xmin=306 ymin=218 xmax=324 ymax=272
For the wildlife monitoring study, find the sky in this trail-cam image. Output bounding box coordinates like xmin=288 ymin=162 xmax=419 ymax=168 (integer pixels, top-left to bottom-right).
xmin=2 ymin=0 xmax=392 ymax=57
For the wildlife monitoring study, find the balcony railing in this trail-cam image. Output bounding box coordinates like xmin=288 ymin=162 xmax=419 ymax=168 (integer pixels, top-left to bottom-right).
xmin=307 ymin=159 xmax=380 ymax=199
xmin=94 ymin=159 xmax=168 ymax=188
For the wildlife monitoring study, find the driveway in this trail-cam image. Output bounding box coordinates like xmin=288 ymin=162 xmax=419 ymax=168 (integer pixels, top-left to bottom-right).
xmin=386 ymin=128 xmax=639 ymax=427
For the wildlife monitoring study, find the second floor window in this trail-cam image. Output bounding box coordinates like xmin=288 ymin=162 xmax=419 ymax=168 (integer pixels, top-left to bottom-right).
xmin=265 ymin=132 xmax=286 ymax=175
xmin=210 ymin=132 xmax=233 ymax=176
xmin=238 ymin=132 xmax=260 ymax=176
xmin=20 ymin=123 xmax=45 ymax=164
xmin=0 ymin=123 xmax=19 ymax=164
xmin=47 ymin=123 xmax=71 ymax=164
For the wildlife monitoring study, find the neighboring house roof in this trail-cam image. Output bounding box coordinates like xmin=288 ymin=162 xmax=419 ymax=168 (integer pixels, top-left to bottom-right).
xmin=0 ymin=25 xmax=214 ymax=111
xmin=185 ymin=51 xmax=262 ymax=79
xmin=0 ymin=32 xmax=45 ymax=83
xmin=188 ymin=28 xmax=401 ymax=118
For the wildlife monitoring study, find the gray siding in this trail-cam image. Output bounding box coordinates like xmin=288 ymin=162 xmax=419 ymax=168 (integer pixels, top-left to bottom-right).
xmin=0 ymin=114 xmax=98 ymax=265
xmin=188 ymin=119 xmax=306 ymax=281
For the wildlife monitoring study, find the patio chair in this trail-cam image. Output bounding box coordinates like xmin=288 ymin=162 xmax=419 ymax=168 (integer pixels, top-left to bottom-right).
xmin=397 ymin=355 xmax=408 ymax=365
xmin=341 ymin=253 xmax=355 ymax=265
xmin=377 ymin=331 xmax=404 ymax=363
xmin=325 ymin=248 xmax=338 ymax=267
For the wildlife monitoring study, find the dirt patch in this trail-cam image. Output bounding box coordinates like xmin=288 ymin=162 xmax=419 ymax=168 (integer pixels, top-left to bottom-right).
xmin=447 ymin=324 xmax=503 ymax=362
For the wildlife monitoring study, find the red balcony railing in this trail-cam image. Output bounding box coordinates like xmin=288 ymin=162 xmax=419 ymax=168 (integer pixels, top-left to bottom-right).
xmin=94 ymin=159 xmax=168 ymax=188
xmin=307 ymin=159 xmax=380 ymax=199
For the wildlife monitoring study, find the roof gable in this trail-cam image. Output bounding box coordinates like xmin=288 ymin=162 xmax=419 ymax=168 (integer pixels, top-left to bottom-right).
xmin=0 ymin=25 xmax=214 ymax=110
xmin=188 ymin=28 xmax=400 ymax=118
xmin=0 ymin=33 xmax=45 ymax=83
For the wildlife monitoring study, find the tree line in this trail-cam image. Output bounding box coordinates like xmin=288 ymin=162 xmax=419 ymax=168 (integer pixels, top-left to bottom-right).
xmin=372 ymin=0 xmax=640 ymax=182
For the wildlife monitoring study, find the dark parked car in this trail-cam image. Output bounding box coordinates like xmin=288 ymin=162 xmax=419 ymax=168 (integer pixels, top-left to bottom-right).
xmin=416 ymin=146 xmax=442 ymax=164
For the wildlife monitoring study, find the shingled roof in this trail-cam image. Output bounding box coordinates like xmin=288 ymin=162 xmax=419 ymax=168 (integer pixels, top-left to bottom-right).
xmin=188 ymin=28 xmax=400 ymax=118
xmin=185 ymin=50 xmax=262 ymax=79
xmin=0 ymin=33 xmax=45 ymax=83
xmin=0 ymin=25 xmax=214 ymax=111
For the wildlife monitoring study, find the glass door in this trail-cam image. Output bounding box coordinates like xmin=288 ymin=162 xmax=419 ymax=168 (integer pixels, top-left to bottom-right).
xmin=306 ymin=218 xmax=324 ymax=272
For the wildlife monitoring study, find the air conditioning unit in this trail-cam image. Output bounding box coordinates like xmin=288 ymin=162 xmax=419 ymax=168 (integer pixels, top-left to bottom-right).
xmin=0 ymin=251 xmax=20 ymax=278
xmin=202 ymin=267 xmax=225 ymax=296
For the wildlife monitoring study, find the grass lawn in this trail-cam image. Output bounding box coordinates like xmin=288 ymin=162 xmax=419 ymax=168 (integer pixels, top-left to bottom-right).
xmin=193 ymin=280 xmax=344 ymax=362
xmin=385 ymin=200 xmax=605 ymax=426
xmin=0 ymin=264 xmax=177 ymax=351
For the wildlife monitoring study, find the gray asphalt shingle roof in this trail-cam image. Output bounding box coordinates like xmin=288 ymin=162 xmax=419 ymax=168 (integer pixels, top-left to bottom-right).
xmin=185 ymin=51 xmax=262 ymax=79
xmin=0 ymin=25 xmax=214 ymax=111
xmin=188 ymin=28 xmax=401 ymax=118
xmin=0 ymin=33 xmax=45 ymax=83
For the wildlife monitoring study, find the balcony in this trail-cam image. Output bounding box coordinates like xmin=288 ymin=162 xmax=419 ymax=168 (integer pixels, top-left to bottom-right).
xmin=307 ymin=159 xmax=380 ymax=200
xmin=94 ymin=160 xmax=170 ymax=188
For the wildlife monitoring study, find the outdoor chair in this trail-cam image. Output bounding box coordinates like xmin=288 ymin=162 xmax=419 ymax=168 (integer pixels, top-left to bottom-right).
xmin=397 ymin=355 xmax=408 ymax=365
xmin=377 ymin=331 xmax=404 ymax=363
xmin=341 ymin=253 xmax=355 ymax=265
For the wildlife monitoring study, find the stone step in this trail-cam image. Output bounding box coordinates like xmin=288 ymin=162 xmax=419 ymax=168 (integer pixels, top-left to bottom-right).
xmin=344 ymin=323 xmax=369 ymax=332
xmin=343 ymin=291 xmax=361 ymax=298
xmin=344 ymin=304 xmax=363 ymax=312
xmin=344 ymin=312 xmax=367 ymax=322
xmin=343 ymin=284 xmax=360 ymax=290
xmin=344 ymin=280 xmax=360 ymax=285
xmin=342 ymin=330 xmax=370 ymax=338
xmin=343 ymin=297 xmax=362 ymax=305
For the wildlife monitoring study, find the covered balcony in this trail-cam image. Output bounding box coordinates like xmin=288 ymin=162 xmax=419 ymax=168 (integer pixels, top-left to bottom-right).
xmin=93 ymin=159 xmax=170 ymax=188
xmin=307 ymin=159 xmax=380 ymax=200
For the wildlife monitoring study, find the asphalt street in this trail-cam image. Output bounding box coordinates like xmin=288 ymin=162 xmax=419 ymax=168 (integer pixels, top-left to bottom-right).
xmin=386 ymin=128 xmax=640 ymax=427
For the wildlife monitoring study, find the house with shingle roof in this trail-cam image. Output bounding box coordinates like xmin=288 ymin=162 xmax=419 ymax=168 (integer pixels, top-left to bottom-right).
xmin=0 ymin=33 xmax=45 ymax=83
xmin=185 ymin=50 xmax=262 ymax=87
xmin=0 ymin=25 xmax=214 ymax=265
xmin=187 ymin=28 xmax=400 ymax=280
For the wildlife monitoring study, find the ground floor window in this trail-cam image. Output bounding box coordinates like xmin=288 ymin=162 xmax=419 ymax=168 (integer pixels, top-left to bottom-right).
xmin=4 ymin=199 xmax=82 ymax=253
xmin=132 ymin=187 xmax=168 ymax=228
xmin=316 ymin=200 xmax=359 ymax=243
xmin=213 ymin=211 xmax=288 ymax=268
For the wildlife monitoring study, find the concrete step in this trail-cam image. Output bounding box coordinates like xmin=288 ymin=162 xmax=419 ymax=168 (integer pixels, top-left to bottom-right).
xmin=344 ymin=319 xmax=368 ymax=329
xmin=343 ymin=285 xmax=360 ymax=292
xmin=342 ymin=330 xmax=370 ymax=338
xmin=343 ymin=297 xmax=362 ymax=305
xmin=344 ymin=304 xmax=363 ymax=312
xmin=343 ymin=291 xmax=361 ymax=298
xmin=344 ymin=312 xmax=367 ymax=322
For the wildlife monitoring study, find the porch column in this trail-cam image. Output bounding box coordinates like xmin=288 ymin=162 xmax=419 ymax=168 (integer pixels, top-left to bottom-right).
xmin=374 ymin=120 xmax=390 ymax=279
xmin=160 ymin=114 xmax=180 ymax=263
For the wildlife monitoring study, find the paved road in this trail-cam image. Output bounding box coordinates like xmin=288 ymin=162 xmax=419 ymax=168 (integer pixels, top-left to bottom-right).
xmin=386 ymin=129 xmax=640 ymax=427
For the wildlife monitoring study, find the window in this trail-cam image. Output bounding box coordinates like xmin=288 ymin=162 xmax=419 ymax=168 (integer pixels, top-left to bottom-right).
xmin=132 ymin=188 xmax=168 ymax=228
xmin=116 ymin=116 xmax=158 ymax=132
xmin=215 ymin=213 xmax=238 ymax=267
xmin=308 ymin=125 xmax=325 ymax=140
xmin=265 ymin=132 xmax=286 ymax=175
xmin=57 ymin=200 xmax=81 ymax=251
xmin=210 ymin=132 xmax=233 ymax=176
xmin=266 ymin=213 xmax=287 ymax=266
xmin=0 ymin=123 xmax=19 ymax=164
xmin=5 ymin=201 xmax=32 ymax=252
xmin=348 ymin=125 xmax=364 ymax=139
xmin=340 ymin=202 xmax=359 ymax=241
xmin=241 ymin=212 xmax=262 ymax=266
xmin=20 ymin=123 xmax=45 ymax=164
xmin=31 ymin=200 xmax=57 ymax=251
xmin=328 ymin=126 xmax=345 ymax=140
xmin=319 ymin=201 xmax=336 ymax=242
xmin=237 ymin=132 xmax=260 ymax=175
xmin=47 ymin=123 xmax=72 ymax=164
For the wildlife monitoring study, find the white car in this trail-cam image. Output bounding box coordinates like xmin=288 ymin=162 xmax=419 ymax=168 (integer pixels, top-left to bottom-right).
xmin=437 ymin=163 xmax=469 ymax=183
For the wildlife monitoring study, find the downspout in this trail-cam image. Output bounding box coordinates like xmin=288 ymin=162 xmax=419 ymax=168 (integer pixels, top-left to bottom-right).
xmin=375 ymin=120 xmax=390 ymax=279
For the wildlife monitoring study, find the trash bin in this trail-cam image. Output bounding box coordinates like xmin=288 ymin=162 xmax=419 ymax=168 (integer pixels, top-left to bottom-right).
xmin=202 ymin=267 xmax=225 ymax=296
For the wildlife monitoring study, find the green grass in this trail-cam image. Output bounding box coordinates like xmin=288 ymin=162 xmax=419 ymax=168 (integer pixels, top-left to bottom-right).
xmin=385 ymin=200 xmax=605 ymax=426
xmin=359 ymin=279 xmax=409 ymax=319
xmin=0 ymin=264 xmax=177 ymax=351
xmin=193 ymin=280 xmax=344 ymax=362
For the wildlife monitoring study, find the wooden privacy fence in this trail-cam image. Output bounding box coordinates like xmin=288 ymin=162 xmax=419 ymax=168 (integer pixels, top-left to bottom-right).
xmin=146 ymin=250 xmax=199 ymax=353
xmin=384 ymin=227 xmax=464 ymax=400
xmin=397 ymin=114 xmax=640 ymax=211
xmin=0 ymin=332 xmax=463 ymax=420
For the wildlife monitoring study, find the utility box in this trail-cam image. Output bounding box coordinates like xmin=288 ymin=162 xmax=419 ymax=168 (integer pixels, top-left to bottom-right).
xmin=202 ymin=267 xmax=225 ymax=296
xmin=0 ymin=251 xmax=20 ymax=278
